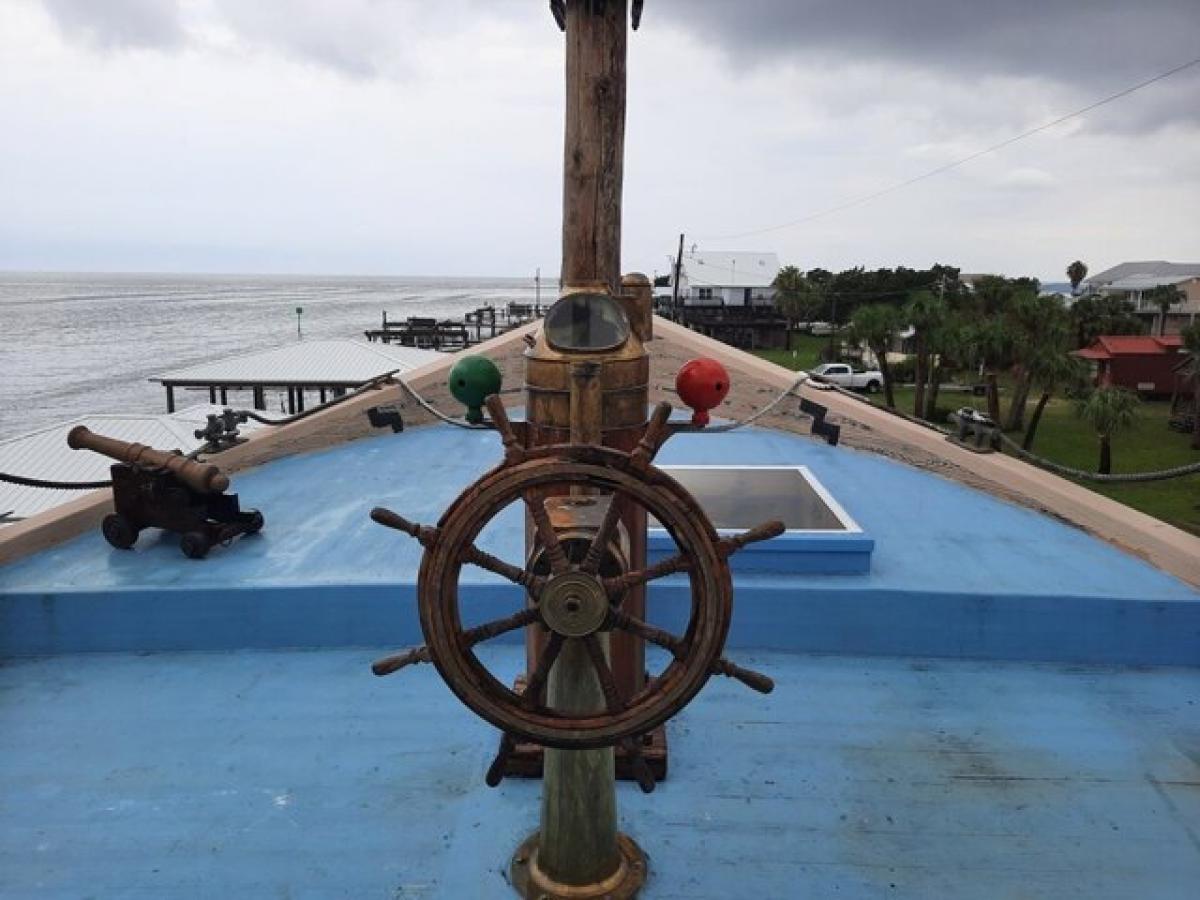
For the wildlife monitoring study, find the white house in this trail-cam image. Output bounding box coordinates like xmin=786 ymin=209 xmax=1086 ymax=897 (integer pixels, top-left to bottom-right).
xmin=1086 ymin=261 xmax=1200 ymax=335
xmin=668 ymin=249 xmax=780 ymax=307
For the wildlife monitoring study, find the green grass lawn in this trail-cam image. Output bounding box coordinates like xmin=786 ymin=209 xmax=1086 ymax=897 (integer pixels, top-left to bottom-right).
xmin=752 ymin=334 xmax=827 ymax=373
xmin=749 ymin=347 xmax=1200 ymax=533
xmin=879 ymin=386 xmax=1200 ymax=536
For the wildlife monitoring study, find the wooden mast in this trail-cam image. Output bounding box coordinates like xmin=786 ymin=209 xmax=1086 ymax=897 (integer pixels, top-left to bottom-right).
xmin=560 ymin=0 xmax=627 ymax=294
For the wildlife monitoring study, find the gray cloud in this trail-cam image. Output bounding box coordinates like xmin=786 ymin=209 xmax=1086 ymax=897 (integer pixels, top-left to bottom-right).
xmin=36 ymin=0 xmax=539 ymax=78
xmin=41 ymin=0 xmax=184 ymax=49
xmin=656 ymin=1 xmax=1198 ymax=83
xmin=210 ymin=0 xmax=540 ymax=80
xmin=654 ymin=0 xmax=1200 ymax=127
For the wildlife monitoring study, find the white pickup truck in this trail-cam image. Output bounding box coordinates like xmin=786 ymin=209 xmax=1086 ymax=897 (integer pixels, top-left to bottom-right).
xmin=810 ymin=362 xmax=884 ymax=393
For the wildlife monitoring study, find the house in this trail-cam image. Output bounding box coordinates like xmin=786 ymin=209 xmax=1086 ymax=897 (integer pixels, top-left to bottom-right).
xmin=1071 ymin=334 xmax=1190 ymax=397
xmin=1085 ymin=261 xmax=1200 ymax=335
xmin=659 ymin=249 xmax=789 ymax=350
xmin=669 ymin=249 xmax=780 ymax=307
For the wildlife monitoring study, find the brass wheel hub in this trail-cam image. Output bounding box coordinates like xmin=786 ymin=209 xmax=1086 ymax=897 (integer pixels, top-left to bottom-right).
xmin=539 ymin=571 xmax=609 ymax=637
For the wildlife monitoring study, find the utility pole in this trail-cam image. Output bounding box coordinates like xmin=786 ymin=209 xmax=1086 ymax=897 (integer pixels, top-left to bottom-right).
xmin=295 ymin=306 xmax=303 ymax=341
xmin=828 ymin=292 xmax=838 ymax=361
xmin=671 ymin=232 xmax=684 ymax=321
xmin=928 ymin=272 xmax=947 ymax=420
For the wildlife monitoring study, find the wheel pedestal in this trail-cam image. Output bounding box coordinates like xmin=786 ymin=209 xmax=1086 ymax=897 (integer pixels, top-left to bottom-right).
xmin=510 ymin=636 xmax=647 ymax=899
xmin=511 ymin=831 xmax=646 ymax=900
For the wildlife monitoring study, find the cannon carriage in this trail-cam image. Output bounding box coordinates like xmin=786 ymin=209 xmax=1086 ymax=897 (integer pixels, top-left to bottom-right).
xmin=67 ymin=425 xmax=263 ymax=559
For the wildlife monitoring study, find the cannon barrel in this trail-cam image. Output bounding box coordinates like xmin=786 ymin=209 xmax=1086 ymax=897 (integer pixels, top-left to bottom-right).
xmin=67 ymin=426 xmax=230 ymax=495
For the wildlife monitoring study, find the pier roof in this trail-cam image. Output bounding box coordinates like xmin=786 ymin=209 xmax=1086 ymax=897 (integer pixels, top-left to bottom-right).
xmin=153 ymin=339 xmax=440 ymax=388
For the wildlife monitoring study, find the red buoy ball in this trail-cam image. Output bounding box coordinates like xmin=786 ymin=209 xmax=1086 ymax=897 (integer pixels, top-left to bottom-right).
xmin=675 ymin=357 xmax=730 ymax=427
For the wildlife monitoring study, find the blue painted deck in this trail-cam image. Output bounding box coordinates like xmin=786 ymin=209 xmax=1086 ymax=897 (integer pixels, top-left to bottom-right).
xmin=2 ymin=424 xmax=1199 ymax=897
xmin=1 ymin=647 xmax=1197 ymax=899
xmin=3 ymin=425 xmax=1198 ymax=664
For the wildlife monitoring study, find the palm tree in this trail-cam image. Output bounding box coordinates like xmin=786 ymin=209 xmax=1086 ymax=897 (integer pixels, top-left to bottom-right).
xmin=1022 ymin=342 xmax=1084 ymax=452
xmin=1143 ymin=284 xmax=1185 ymax=336
xmin=1180 ymin=324 xmax=1200 ymax=450
xmin=962 ymin=315 xmax=1013 ymax=423
xmin=1075 ymin=387 xmax=1139 ymax=474
xmin=1066 ymin=260 xmax=1088 ymax=293
xmin=849 ymin=303 xmax=901 ymax=408
xmin=903 ymin=289 xmax=947 ymax=420
xmin=1003 ymin=293 xmax=1066 ymax=432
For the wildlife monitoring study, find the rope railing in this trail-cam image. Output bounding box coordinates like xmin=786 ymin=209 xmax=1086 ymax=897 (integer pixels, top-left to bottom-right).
xmin=0 ymin=472 xmax=112 ymax=490
xmin=237 ymin=371 xmax=400 ymax=426
xmin=995 ymin=432 xmax=1200 ymax=483
xmin=701 ymin=373 xmax=812 ymax=432
xmin=392 ymin=378 xmax=491 ymax=430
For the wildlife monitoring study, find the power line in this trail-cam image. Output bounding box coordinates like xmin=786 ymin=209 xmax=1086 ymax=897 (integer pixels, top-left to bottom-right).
xmin=698 ymin=55 xmax=1200 ymax=243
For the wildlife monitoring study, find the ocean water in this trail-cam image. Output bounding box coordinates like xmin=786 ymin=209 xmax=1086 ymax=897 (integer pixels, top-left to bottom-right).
xmin=0 ymin=272 xmax=543 ymax=438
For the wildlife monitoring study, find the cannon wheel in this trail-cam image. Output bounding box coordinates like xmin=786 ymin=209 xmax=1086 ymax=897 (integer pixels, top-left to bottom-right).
xmin=101 ymin=513 xmax=138 ymax=550
xmin=180 ymin=531 xmax=211 ymax=559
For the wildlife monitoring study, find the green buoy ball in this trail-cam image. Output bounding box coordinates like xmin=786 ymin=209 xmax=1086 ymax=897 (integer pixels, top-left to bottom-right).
xmin=449 ymin=355 xmax=502 ymax=424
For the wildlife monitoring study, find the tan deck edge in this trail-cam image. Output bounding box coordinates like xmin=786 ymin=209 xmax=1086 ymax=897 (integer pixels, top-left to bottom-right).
xmin=3 ymin=316 xmax=1198 ymax=588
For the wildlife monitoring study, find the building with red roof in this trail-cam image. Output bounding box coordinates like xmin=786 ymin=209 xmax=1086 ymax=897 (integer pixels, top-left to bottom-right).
xmin=1072 ymin=334 xmax=1189 ymax=396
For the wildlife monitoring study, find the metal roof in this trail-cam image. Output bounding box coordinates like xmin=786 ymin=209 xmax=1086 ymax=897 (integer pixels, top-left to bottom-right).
xmin=1087 ymin=261 xmax=1200 ymax=286
xmin=0 ymin=406 xmax=264 ymax=524
xmin=1071 ymin=335 xmax=1184 ymax=359
xmin=679 ymin=250 xmax=780 ymax=288
xmin=1105 ymin=274 xmax=1199 ymax=291
xmin=154 ymin=339 xmax=441 ymax=386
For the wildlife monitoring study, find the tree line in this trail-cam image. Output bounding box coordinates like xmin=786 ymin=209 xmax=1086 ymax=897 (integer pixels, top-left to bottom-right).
xmin=772 ymin=262 xmax=1200 ymax=467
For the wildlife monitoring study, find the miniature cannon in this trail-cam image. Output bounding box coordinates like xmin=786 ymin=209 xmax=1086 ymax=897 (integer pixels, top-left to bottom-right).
xmin=949 ymin=407 xmax=1002 ymax=453
xmin=67 ymin=426 xmax=263 ymax=559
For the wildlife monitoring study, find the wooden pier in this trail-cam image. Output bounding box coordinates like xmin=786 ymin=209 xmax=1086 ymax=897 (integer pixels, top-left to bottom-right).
xmin=655 ymin=301 xmax=792 ymax=351
xmin=363 ymin=302 xmax=547 ymax=351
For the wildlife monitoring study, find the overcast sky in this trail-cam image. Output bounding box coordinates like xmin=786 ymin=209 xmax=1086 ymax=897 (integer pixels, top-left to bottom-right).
xmin=1 ymin=0 xmax=1198 ymax=281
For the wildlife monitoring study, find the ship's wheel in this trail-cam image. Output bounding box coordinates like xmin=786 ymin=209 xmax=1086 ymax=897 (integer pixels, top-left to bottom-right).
xmin=371 ymin=399 xmax=780 ymax=780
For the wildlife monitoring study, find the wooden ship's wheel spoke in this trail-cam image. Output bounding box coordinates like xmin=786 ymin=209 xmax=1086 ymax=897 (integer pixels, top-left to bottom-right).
xmin=610 ymin=609 xmax=776 ymax=695
xmin=603 ymin=550 xmax=693 ymax=600
xmin=371 ymin=645 xmax=432 ymax=677
xmin=582 ymin=633 xmax=625 ymax=714
xmin=373 ymin=505 xmax=547 ymax=595
xmin=463 ymin=607 xmax=540 ymax=647
xmin=372 ymin=608 xmax=540 ymax=678
xmin=524 ymin=489 xmax=571 ymax=575
xmin=460 ymin=544 xmax=547 ymax=596
xmin=579 ymin=491 xmax=625 ymax=575
xmin=522 ymin=631 xmax=565 ymax=711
